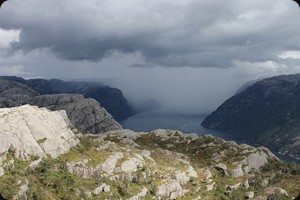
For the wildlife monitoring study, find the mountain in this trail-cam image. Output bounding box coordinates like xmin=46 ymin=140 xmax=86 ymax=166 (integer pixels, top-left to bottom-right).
xmin=202 ymin=74 xmax=300 ymax=159
xmin=0 ymin=76 xmax=136 ymax=121
xmin=0 ymin=79 xmax=39 ymax=106
xmin=0 ymin=78 xmax=122 ymax=134
xmin=28 ymin=94 xmax=122 ymax=133
xmin=0 ymin=105 xmax=299 ymax=199
xmin=40 ymin=79 xmax=135 ymax=121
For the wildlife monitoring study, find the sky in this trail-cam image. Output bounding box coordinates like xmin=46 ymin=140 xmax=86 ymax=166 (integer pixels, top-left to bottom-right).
xmin=1 ymin=0 xmax=300 ymax=113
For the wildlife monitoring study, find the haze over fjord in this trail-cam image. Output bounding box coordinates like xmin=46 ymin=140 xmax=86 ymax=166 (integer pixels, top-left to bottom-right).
xmin=1 ymin=0 xmax=300 ymax=113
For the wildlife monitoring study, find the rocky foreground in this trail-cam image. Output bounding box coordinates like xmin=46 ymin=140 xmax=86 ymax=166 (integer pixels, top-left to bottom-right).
xmin=0 ymin=105 xmax=299 ymax=200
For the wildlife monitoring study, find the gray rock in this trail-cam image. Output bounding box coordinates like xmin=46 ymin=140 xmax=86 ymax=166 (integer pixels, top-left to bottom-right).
xmin=241 ymin=151 xmax=269 ymax=171
xmin=92 ymin=183 xmax=111 ymax=195
xmin=0 ymin=167 xmax=4 ymax=177
xmin=175 ymin=171 xmax=189 ymax=185
xmin=155 ymin=179 xmax=186 ymax=200
xmin=245 ymin=191 xmax=254 ymax=199
xmin=15 ymin=183 xmax=29 ymax=200
xmin=264 ymin=187 xmax=288 ymax=197
xmin=226 ymin=183 xmax=241 ymax=191
xmin=27 ymin=94 xmax=122 ymax=134
xmin=121 ymin=157 xmax=145 ymax=173
xmin=101 ymin=152 xmax=124 ymax=174
xmin=0 ymin=79 xmax=39 ymax=107
xmin=0 ymin=105 xmax=79 ymax=160
xmin=229 ymin=164 xmax=244 ymax=178
xmin=198 ymin=168 xmax=212 ymax=180
xmin=214 ymin=163 xmax=228 ymax=175
xmin=243 ymin=180 xmax=250 ymax=189
xmin=127 ymin=188 xmax=148 ymax=200
xmin=262 ymin=179 xmax=269 ymax=187
xmin=206 ymin=184 xmax=214 ymax=191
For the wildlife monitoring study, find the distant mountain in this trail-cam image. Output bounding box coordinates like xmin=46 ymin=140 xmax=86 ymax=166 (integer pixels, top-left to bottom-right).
xmin=47 ymin=79 xmax=136 ymax=121
xmin=0 ymin=76 xmax=136 ymax=121
xmin=202 ymin=74 xmax=300 ymax=159
xmin=0 ymin=77 xmax=122 ymax=133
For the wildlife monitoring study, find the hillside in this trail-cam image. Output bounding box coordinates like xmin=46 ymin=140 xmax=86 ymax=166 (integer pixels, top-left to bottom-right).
xmin=0 ymin=105 xmax=299 ymax=200
xmin=0 ymin=76 xmax=135 ymax=121
xmin=202 ymin=74 xmax=300 ymax=160
xmin=0 ymin=78 xmax=122 ymax=134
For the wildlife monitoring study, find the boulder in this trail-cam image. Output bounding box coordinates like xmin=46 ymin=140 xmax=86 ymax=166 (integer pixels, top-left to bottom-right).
xmin=0 ymin=105 xmax=79 ymax=160
xmin=214 ymin=163 xmax=228 ymax=175
xmin=121 ymin=157 xmax=145 ymax=173
xmin=155 ymin=179 xmax=186 ymax=199
xmin=101 ymin=152 xmax=124 ymax=174
xmin=229 ymin=164 xmax=244 ymax=178
xmin=245 ymin=191 xmax=254 ymax=199
xmin=198 ymin=168 xmax=213 ymax=180
xmin=92 ymin=183 xmax=110 ymax=195
xmin=241 ymin=151 xmax=268 ymax=171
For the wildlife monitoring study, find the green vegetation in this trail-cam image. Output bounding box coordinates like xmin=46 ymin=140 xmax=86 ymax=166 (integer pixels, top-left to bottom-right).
xmin=37 ymin=138 xmax=47 ymax=144
xmin=0 ymin=132 xmax=299 ymax=199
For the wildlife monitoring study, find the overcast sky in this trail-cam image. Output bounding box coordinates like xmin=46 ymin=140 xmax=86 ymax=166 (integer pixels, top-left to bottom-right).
xmin=1 ymin=0 xmax=300 ymax=113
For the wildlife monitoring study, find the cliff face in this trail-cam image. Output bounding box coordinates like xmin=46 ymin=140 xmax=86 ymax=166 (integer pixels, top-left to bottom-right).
xmin=0 ymin=109 xmax=299 ymax=200
xmin=0 ymin=78 xmax=122 ymax=134
xmin=0 ymin=76 xmax=136 ymax=121
xmin=0 ymin=79 xmax=39 ymax=107
xmin=28 ymin=94 xmax=122 ymax=133
xmin=202 ymin=74 xmax=300 ymax=159
xmin=47 ymin=79 xmax=136 ymax=121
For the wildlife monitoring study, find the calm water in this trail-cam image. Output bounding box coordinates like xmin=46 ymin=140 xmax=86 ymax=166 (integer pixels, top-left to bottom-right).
xmin=121 ymin=110 xmax=300 ymax=164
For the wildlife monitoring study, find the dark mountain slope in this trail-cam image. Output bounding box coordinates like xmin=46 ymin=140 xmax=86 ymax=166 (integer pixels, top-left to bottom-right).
xmin=202 ymin=74 xmax=300 ymax=159
xmin=0 ymin=77 xmax=122 ymax=133
xmin=0 ymin=76 xmax=135 ymax=121
xmin=48 ymin=79 xmax=135 ymax=121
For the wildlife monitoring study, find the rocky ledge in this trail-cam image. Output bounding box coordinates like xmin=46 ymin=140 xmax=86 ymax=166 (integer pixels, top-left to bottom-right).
xmin=0 ymin=106 xmax=299 ymax=200
xmin=0 ymin=78 xmax=122 ymax=134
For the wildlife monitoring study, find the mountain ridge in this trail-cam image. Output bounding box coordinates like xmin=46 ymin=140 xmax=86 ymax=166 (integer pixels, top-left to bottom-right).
xmin=0 ymin=76 xmax=136 ymax=121
xmin=202 ymin=73 xmax=300 ymax=160
xmin=0 ymin=78 xmax=122 ymax=134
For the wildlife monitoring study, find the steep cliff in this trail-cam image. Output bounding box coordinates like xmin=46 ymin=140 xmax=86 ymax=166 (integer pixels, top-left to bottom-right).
xmin=202 ymin=74 xmax=300 ymax=159
xmin=0 ymin=76 xmax=135 ymax=121
xmin=28 ymin=94 xmax=122 ymax=133
xmin=0 ymin=78 xmax=122 ymax=134
xmin=0 ymin=79 xmax=39 ymax=107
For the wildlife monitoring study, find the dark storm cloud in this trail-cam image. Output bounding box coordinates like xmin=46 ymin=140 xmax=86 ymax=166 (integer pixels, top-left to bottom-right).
xmin=1 ymin=0 xmax=299 ymax=68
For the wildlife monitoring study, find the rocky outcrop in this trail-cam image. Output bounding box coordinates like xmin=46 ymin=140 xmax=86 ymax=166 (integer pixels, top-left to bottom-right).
xmin=0 ymin=78 xmax=122 ymax=134
xmin=0 ymin=79 xmax=38 ymax=107
xmin=202 ymin=74 xmax=300 ymax=159
xmin=0 ymin=76 xmax=135 ymax=122
xmin=0 ymin=105 xmax=79 ymax=160
xmin=27 ymin=94 xmax=122 ymax=134
xmin=155 ymin=179 xmax=187 ymax=199
xmin=0 ymin=114 xmax=298 ymax=200
xmin=46 ymin=79 xmax=136 ymax=121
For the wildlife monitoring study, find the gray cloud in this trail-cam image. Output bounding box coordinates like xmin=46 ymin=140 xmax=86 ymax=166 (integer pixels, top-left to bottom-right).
xmin=1 ymin=0 xmax=300 ymax=114
xmin=0 ymin=0 xmax=299 ymax=67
